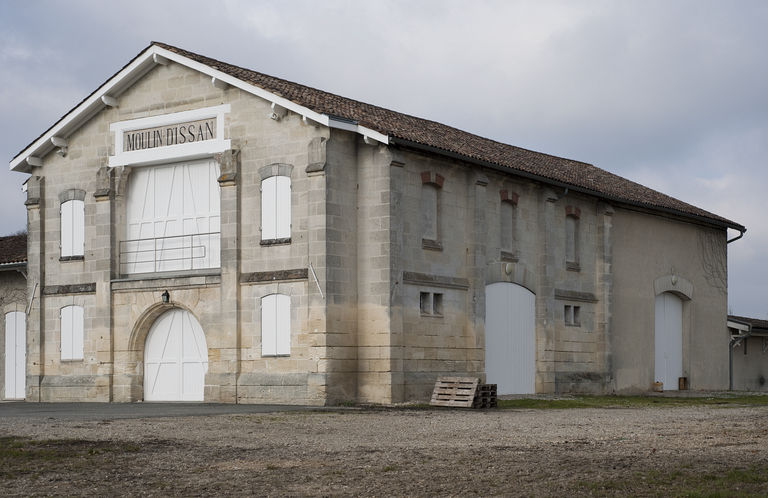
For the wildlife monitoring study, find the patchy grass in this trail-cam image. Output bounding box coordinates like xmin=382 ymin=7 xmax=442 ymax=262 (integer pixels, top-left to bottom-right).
xmin=0 ymin=436 xmax=141 ymax=479
xmin=576 ymin=465 xmax=768 ymax=497
xmin=497 ymin=394 xmax=768 ymax=410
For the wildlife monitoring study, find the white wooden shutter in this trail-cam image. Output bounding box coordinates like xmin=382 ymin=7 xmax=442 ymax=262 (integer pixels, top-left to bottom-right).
xmin=275 ymin=293 xmax=291 ymax=355
xmin=5 ymin=311 xmax=26 ymax=399
xmin=275 ymin=176 xmax=291 ymax=239
xmin=261 ymin=294 xmax=277 ymax=355
xmin=261 ymin=177 xmax=277 ymax=240
xmin=72 ymin=200 xmax=85 ymax=256
xmin=61 ymin=305 xmax=84 ymax=360
xmin=261 ymin=176 xmax=291 ymax=240
xmin=72 ymin=305 xmax=84 ymax=360
xmin=14 ymin=311 xmax=25 ymax=399
xmin=262 ymin=293 xmax=291 ymax=356
xmin=61 ymin=306 xmax=73 ymax=360
xmin=61 ymin=200 xmax=85 ymax=257
xmin=61 ymin=201 xmax=73 ymax=257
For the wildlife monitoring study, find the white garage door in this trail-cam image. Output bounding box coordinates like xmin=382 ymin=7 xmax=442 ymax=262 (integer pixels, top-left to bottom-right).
xmin=485 ymin=282 xmax=536 ymax=394
xmin=4 ymin=311 xmax=25 ymax=400
xmin=125 ymin=159 xmax=221 ymax=274
xmin=655 ymin=292 xmax=683 ymax=390
xmin=144 ymin=309 xmax=208 ymax=401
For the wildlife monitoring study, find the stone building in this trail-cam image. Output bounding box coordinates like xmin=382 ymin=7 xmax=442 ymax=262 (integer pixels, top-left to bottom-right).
xmin=4 ymin=42 xmax=746 ymax=404
xmin=0 ymin=233 xmax=28 ymax=400
xmin=728 ymin=315 xmax=768 ymax=392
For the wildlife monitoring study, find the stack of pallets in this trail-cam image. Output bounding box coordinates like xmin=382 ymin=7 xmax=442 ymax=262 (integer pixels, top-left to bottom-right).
xmin=429 ymin=377 xmax=479 ymax=408
xmin=429 ymin=377 xmax=498 ymax=409
xmin=472 ymin=383 xmax=498 ymax=409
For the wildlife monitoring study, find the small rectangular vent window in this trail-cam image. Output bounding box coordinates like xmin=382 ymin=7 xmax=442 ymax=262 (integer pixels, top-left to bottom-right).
xmin=420 ymin=292 xmax=444 ymax=317
xmin=564 ymin=305 xmax=581 ymax=326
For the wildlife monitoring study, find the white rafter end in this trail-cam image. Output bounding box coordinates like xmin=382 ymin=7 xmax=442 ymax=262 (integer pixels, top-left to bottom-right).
xmin=26 ymin=156 xmax=42 ymax=167
xmin=101 ymin=95 xmax=118 ymax=107
xmin=211 ymin=77 xmax=229 ymax=90
xmin=269 ymin=102 xmax=287 ymax=121
xmin=153 ymin=53 xmax=169 ymax=65
xmin=51 ymin=137 xmax=68 ymax=148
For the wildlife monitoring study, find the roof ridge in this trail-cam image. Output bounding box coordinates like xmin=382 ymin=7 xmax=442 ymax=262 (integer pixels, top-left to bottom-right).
xmin=152 ymin=42 xmax=596 ymax=168
xmin=10 ymin=41 xmax=744 ymax=231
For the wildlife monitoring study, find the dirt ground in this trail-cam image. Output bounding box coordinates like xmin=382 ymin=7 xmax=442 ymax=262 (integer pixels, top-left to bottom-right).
xmin=1 ymin=404 xmax=767 ymax=496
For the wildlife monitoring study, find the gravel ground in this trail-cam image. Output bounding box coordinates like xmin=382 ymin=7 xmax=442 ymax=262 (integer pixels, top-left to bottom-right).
xmin=1 ymin=404 xmax=767 ymax=496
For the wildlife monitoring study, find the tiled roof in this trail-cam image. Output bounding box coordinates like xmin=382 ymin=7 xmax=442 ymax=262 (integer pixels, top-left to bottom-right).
xmin=153 ymin=43 xmax=741 ymax=229
xmin=14 ymin=42 xmax=743 ymax=230
xmin=0 ymin=233 xmax=27 ymax=266
xmin=729 ymin=315 xmax=768 ymax=332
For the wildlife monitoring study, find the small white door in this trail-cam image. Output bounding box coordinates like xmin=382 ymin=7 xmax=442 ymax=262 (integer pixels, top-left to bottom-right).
xmin=144 ymin=309 xmax=208 ymax=401
xmin=485 ymin=282 xmax=536 ymax=394
xmin=654 ymin=292 xmax=683 ymax=390
xmin=4 ymin=311 xmax=25 ymax=400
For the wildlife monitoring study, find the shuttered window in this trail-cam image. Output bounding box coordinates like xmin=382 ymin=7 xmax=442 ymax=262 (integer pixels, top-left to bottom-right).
xmin=421 ymin=184 xmax=438 ymax=241
xmin=60 ymin=305 xmax=84 ymax=361
xmin=261 ymin=293 xmax=290 ymax=356
xmin=565 ymin=215 xmax=579 ymax=264
xmin=261 ymin=176 xmax=291 ymax=240
xmin=500 ymin=201 xmax=517 ymax=251
xmin=61 ymin=199 xmax=85 ymax=257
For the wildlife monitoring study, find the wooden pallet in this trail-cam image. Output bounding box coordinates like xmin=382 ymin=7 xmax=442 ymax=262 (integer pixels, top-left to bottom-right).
xmin=473 ymin=383 xmax=498 ymax=409
xmin=430 ymin=377 xmax=479 ymax=407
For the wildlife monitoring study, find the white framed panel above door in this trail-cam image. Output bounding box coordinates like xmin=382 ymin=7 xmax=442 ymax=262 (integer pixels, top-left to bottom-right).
xmin=108 ymin=104 xmax=231 ymax=167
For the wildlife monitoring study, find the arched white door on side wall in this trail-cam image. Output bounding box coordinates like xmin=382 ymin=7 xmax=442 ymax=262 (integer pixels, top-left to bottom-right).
xmin=655 ymin=292 xmax=683 ymax=390
xmin=485 ymin=282 xmax=536 ymax=394
xmin=144 ymin=309 xmax=208 ymax=401
xmin=4 ymin=311 xmax=26 ymax=400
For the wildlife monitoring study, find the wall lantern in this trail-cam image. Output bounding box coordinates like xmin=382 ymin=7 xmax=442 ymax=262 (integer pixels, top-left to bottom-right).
xmin=161 ymin=290 xmax=170 ymax=303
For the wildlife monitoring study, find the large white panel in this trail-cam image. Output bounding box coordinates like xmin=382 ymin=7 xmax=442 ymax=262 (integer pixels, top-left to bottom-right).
xmin=275 ymin=176 xmax=291 ymax=239
xmin=654 ymin=293 xmax=683 ymax=390
xmin=261 ymin=177 xmax=277 ymax=240
xmin=5 ymin=311 xmax=25 ymax=399
xmin=485 ymin=282 xmax=536 ymax=395
xmin=262 ymin=294 xmax=277 ymax=356
xmin=126 ymin=160 xmax=220 ymax=274
xmin=144 ymin=309 xmax=207 ymax=401
xmin=275 ymin=293 xmax=291 ymax=355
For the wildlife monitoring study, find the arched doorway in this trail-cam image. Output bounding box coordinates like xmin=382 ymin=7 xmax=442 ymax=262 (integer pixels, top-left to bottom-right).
xmin=655 ymin=292 xmax=683 ymax=390
xmin=144 ymin=308 xmax=208 ymax=401
xmin=4 ymin=311 xmax=25 ymax=400
xmin=485 ymin=282 xmax=536 ymax=394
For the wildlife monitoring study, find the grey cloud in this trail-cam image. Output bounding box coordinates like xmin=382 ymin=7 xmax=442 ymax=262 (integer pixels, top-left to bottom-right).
xmin=0 ymin=0 xmax=765 ymax=315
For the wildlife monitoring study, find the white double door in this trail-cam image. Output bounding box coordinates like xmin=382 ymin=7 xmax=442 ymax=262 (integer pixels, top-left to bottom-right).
xmin=144 ymin=309 xmax=208 ymax=401
xmin=655 ymin=292 xmax=683 ymax=390
xmin=125 ymin=159 xmax=221 ymax=274
xmin=485 ymin=282 xmax=536 ymax=395
xmin=4 ymin=311 xmax=25 ymax=400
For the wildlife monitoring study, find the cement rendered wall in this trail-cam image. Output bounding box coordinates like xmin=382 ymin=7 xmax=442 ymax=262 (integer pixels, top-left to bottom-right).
xmin=0 ymin=270 xmax=27 ymax=399
xmin=732 ymin=337 xmax=768 ymax=391
xmin=611 ymin=208 xmax=729 ymax=392
xmin=388 ymin=148 xmax=612 ymax=400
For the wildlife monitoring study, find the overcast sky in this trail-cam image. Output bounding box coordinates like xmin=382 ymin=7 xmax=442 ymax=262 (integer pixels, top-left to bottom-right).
xmin=1 ymin=0 xmax=766 ymax=317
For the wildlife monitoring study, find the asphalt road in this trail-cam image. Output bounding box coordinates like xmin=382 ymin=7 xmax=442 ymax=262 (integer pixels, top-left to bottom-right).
xmin=0 ymin=401 xmax=312 ymax=420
